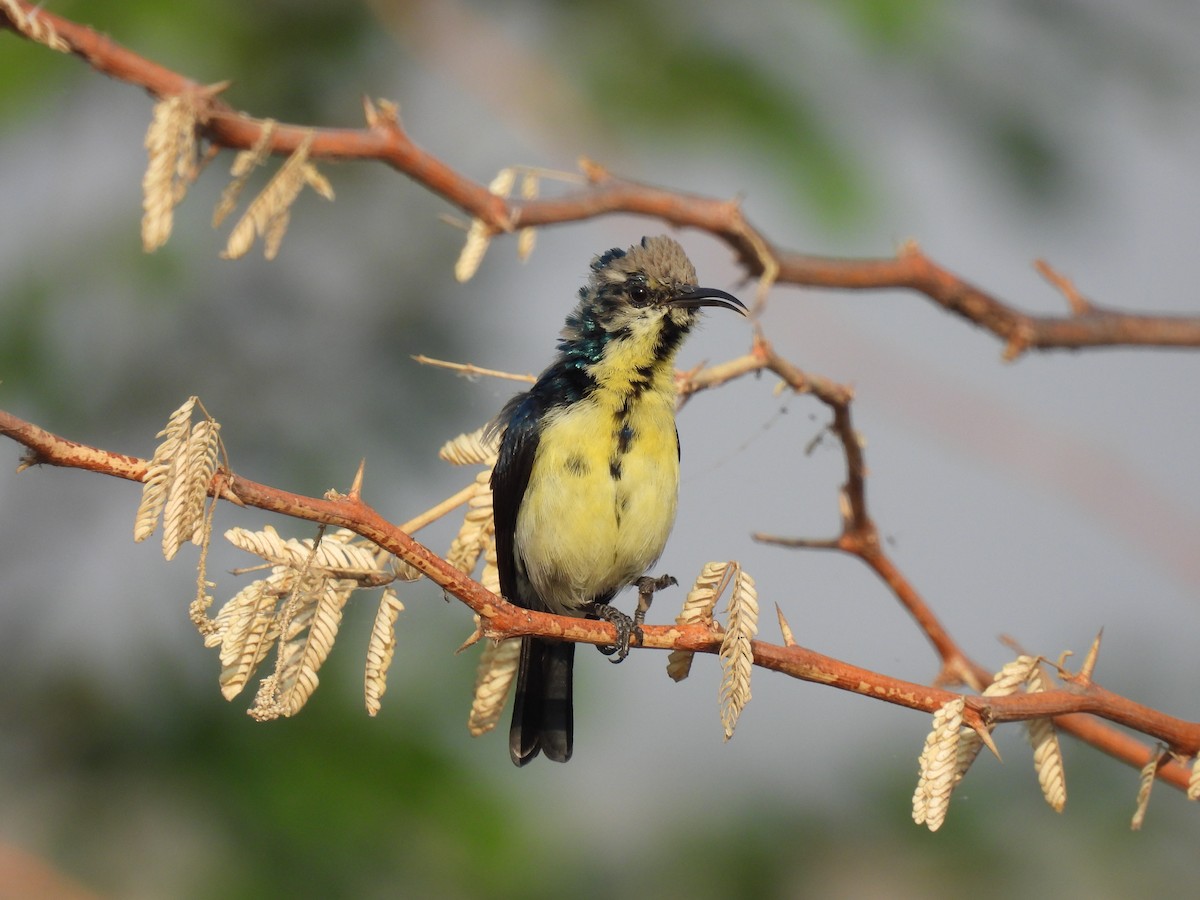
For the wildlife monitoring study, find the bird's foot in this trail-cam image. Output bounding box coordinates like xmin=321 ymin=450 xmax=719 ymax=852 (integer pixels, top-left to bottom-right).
xmin=593 ymin=574 xmax=677 ymax=663
xmin=593 ymin=604 xmax=635 ymax=662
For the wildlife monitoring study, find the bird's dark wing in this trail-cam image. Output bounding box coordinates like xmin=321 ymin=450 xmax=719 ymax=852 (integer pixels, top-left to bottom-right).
xmin=490 ymin=392 xmax=542 ymax=609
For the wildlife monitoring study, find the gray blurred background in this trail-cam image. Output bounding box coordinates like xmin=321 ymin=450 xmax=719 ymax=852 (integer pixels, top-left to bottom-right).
xmin=2 ymin=1 xmax=1199 ymax=897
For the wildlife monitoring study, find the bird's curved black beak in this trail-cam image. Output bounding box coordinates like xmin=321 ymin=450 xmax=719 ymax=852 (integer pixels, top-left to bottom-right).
xmin=667 ymin=286 xmax=747 ymax=315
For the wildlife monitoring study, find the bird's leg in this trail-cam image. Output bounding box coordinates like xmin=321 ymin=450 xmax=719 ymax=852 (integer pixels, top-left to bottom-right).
xmin=634 ymin=573 xmax=676 ymax=630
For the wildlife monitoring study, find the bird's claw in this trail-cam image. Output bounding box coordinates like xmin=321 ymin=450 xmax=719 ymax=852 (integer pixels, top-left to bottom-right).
xmin=593 ymin=574 xmax=678 ymax=663
xmin=594 ymin=604 xmax=635 ymax=662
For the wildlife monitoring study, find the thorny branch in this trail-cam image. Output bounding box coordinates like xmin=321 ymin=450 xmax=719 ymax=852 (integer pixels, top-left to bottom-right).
xmin=6 ymin=0 xmax=1200 ymax=355
xmin=3 ymin=394 xmax=1198 ymax=795
xmin=3 ymin=0 xmax=1200 ymax=797
xmin=676 ymin=340 xmax=1200 ymax=792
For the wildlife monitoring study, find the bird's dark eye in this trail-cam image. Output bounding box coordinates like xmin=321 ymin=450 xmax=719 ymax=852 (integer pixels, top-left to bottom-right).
xmin=628 ymin=284 xmax=650 ymax=306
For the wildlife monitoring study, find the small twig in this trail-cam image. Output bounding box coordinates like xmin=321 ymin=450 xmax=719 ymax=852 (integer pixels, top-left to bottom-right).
xmin=412 ymin=354 xmax=535 ymax=384
xmin=1036 ymin=258 xmax=1094 ymax=315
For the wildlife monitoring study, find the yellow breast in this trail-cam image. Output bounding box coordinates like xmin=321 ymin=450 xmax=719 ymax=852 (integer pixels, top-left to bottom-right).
xmin=514 ymin=383 xmax=680 ymax=615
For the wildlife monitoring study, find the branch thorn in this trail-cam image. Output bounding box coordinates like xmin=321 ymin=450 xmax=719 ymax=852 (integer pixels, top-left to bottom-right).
xmin=775 ymin=603 xmax=797 ymax=647
xmin=455 ymin=619 xmax=486 ymax=654
xmin=1035 ymin=258 xmax=1093 ymax=315
xmin=349 ymin=457 xmax=366 ymax=500
xmin=1077 ymin=628 xmax=1103 ymax=684
xmin=971 ymin=717 xmax=1003 ymax=762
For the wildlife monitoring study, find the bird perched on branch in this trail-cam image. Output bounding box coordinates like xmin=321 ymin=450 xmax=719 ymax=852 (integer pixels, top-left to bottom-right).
xmin=490 ymin=235 xmax=746 ymax=765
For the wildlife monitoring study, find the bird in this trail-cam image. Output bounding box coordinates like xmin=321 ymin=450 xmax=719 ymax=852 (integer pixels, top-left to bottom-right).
xmin=489 ymin=235 xmax=746 ymax=765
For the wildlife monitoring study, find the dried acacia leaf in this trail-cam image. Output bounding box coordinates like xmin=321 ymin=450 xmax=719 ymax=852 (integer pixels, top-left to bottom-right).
xmin=516 ymin=172 xmax=538 ymax=261
xmin=159 ymin=424 xmax=194 ymax=559
xmin=468 ymin=637 xmax=521 ymax=736
xmin=438 ymin=425 xmax=501 ymax=467
xmin=452 ymin=163 xmax=523 ymax=282
xmin=225 ymin=525 xmax=381 ymax=578
xmin=454 ymin=219 xmax=491 ymax=283
xmin=1026 ymin=664 xmax=1066 ymax=813
xmin=213 ymin=120 xmax=277 ymax=227
xmin=142 ymin=94 xmax=199 ymax=252
xmin=134 ymin=397 xmax=196 ymax=542
xmin=261 ymin=208 xmax=291 ymax=261
xmin=215 ymin=571 xmax=288 ymax=700
xmin=225 ymin=525 xmax=291 ymax=563
xmin=161 ymin=417 xmax=220 ymax=561
xmin=303 ymin=163 xmax=335 ymax=201
xmin=184 ymin=419 xmax=221 ymax=545
xmin=912 ymin=697 xmax=965 ymax=832
xmin=447 ymin=470 xmax=494 ymax=573
xmin=365 ymin=589 xmax=405 ymax=716
xmin=222 ymin=132 xmax=331 ymax=260
xmin=488 ymin=167 xmax=517 ymax=197
xmin=667 ymin=561 xmax=732 ymax=682
xmin=479 ymin=535 xmax=500 ymax=595
xmin=718 ymin=565 xmax=757 ymax=740
xmin=250 ymin=576 xmax=356 ymax=720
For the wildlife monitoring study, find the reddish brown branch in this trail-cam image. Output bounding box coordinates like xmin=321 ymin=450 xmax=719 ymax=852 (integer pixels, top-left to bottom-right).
xmin=743 ymin=350 xmax=1200 ymax=791
xmin=5 ymin=1 xmax=1200 ymax=355
xmin=682 ymin=343 xmax=1200 ymax=791
xmin=4 ymin=407 xmax=1197 ymax=792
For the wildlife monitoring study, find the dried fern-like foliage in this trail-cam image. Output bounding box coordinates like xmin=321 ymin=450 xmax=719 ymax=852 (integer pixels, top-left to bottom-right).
xmin=250 ymin=574 xmax=357 ymax=720
xmin=132 ymin=397 xmax=222 ymax=561
xmin=221 ymin=131 xmax=334 ymax=260
xmin=446 ymin=470 xmax=494 ymax=573
xmin=667 ymin=561 xmax=733 ymax=682
xmin=134 ymin=396 xmax=196 ymax=543
xmin=479 ymin=535 xmax=500 ymax=595
xmin=453 ymin=168 xmax=521 ymax=282
xmin=211 ymin=569 xmax=289 ymax=700
xmin=718 ymin=565 xmax=758 ymax=740
xmin=182 ymin=419 xmax=221 ymax=545
xmin=224 ymin=525 xmax=380 ymax=576
xmin=468 ymin=637 xmax=521 ymax=736
xmin=365 ymin=589 xmax=405 ymax=717
xmin=1026 ymin=664 xmax=1067 ymax=813
xmin=516 ymin=172 xmax=539 ymax=261
xmin=212 ymin=119 xmax=278 ymax=227
xmin=466 ymin=537 xmax=519 ymax=735
xmin=454 ymin=219 xmax=492 ymax=283
xmin=200 ymin=525 xmax=392 ymax=717
xmin=912 ymin=697 xmax=965 ymax=832
xmin=438 ymin=425 xmax=501 ymax=467
xmin=142 ymin=88 xmax=225 ymax=252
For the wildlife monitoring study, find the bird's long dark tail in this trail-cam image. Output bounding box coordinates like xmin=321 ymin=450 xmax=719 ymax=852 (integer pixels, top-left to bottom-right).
xmin=510 ymin=637 xmax=574 ymax=765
